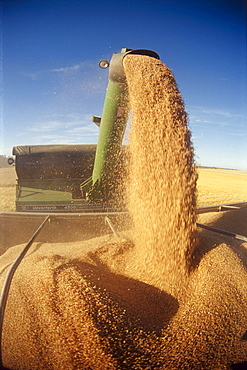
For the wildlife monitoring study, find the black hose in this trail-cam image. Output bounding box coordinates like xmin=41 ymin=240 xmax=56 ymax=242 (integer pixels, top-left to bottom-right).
xmin=0 ymin=216 xmax=50 ymax=368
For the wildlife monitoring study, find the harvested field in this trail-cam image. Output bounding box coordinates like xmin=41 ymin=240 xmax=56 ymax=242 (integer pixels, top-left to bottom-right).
xmin=0 ymin=167 xmax=16 ymax=186
xmin=0 ymin=55 xmax=246 ymax=370
xmin=0 ymin=167 xmax=16 ymax=212
xmin=197 ymin=167 xmax=247 ymax=206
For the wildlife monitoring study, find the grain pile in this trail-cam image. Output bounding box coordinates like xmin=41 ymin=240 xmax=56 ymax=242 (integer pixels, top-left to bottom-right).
xmin=0 ymin=55 xmax=247 ymax=370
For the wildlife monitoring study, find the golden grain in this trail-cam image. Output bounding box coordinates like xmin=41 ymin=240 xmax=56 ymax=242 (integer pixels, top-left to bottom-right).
xmin=0 ymin=56 xmax=246 ymax=369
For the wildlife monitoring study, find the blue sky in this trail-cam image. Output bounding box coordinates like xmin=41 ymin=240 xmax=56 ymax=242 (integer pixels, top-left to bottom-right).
xmin=0 ymin=0 xmax=246 ymax=170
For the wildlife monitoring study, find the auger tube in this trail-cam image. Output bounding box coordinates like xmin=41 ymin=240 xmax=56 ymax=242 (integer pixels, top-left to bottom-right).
xmin=87 ymin=48 xmax=159 ymax=202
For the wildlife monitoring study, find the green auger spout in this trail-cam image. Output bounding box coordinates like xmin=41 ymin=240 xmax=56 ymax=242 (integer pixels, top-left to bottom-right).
xmin=85 ymin=48 xmax=159 ymax=203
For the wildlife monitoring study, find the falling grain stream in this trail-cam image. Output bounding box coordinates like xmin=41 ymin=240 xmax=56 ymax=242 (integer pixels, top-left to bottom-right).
xmin=0 ymin=55 xmax=247 ymax=369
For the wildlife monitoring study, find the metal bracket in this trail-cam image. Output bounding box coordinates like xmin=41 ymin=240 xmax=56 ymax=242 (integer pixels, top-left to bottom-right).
xmin=105 ymin=216 xmax=120 ymax=237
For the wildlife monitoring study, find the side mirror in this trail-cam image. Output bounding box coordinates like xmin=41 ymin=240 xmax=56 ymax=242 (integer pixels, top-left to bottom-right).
xmin=7 ymin=157 xmax=14 ymax=165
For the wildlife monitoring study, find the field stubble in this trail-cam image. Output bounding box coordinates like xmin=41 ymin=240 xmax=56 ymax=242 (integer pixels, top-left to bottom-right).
xmin=0 ymin=167 xmax=16 ymax=212
xmin=197 ymin=167 xmax=247 ymax=206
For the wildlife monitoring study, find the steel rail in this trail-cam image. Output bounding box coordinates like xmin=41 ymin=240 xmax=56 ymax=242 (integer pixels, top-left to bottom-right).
xmin=196 ymin=202 xmax=247 ymax=214
xmin=197 ymin=223 xmax=247 ymax=243
xmin=0 ymin=201 xmax=246 ymax=218
xmin=0 ymin=216 xmax=50 ymax=369
xmin=0 ymin=211 xmax=129 ymax=219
